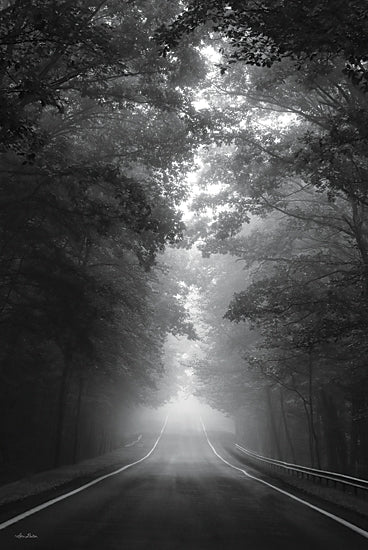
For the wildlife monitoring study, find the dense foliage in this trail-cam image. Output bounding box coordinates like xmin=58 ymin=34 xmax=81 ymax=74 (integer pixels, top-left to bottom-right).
xmin=161 ymin=3 xmax=368 ymax=475
xmin=0 ymin=0 xmax=204 ymax=478
xmin=158 ymin=0 xmax=368 ymax=87
xmin=2 ymin=0 xmax=368 ymax=482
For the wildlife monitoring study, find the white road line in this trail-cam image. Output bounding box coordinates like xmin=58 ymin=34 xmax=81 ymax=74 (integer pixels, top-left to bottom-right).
xmin=200 ymin=418 xmax=368 ymax=541
xmin=0 ymin=416 xmax=168 ymax=531
xmin=124 ymin=434 xmax=143 ymax=447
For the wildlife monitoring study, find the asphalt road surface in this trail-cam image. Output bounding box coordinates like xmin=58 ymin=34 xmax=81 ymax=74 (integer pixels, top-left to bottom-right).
xmin=1 ymin=419 xmax=367 ymax=550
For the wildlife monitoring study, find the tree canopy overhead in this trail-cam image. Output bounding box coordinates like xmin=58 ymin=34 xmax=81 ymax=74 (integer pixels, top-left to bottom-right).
xmin=0 ymin=0 xmax=207 ymax=474
xmin=1 ymin=0 xmax=368 ymax=481
xmin=154 ymin=2 xmax=368 ymax=474
xmin=158 ymin=0 xmax=368 ymax=87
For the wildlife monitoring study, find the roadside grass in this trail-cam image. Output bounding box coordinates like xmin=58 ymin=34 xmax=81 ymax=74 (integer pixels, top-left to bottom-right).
xmin=0 ymin=433 xmax=149 ymax=507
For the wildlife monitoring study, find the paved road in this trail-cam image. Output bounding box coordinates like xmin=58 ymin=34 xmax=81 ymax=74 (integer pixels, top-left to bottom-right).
xmin=1 ymin=420 xmax=367 ymax=549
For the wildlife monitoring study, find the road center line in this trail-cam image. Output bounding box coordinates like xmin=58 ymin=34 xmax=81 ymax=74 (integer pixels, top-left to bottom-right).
xmin=200 ymin=418 xmax=368 ymax=541
xmin=0 ymin=416 xmax=168 ymax=531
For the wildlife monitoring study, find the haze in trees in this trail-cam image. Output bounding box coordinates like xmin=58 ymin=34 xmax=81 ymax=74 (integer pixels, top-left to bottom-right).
xmin=1 ymin=0 xmax=367 ymax=483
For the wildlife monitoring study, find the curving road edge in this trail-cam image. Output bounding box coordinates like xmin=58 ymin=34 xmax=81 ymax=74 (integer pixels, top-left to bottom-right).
xmin=200 ymin=418 xmax=368 ymax=541
xmin=0 ymin=416 xmax=169 ymax=531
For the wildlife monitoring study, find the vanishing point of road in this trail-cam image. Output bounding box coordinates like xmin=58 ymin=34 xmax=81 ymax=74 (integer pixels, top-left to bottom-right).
xmin=1 ymin=418 xmax=367 ymax=550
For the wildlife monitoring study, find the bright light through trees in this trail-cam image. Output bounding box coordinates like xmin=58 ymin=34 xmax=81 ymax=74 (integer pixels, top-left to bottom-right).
xmin=2 ymin=0 xmax=368 ymax=483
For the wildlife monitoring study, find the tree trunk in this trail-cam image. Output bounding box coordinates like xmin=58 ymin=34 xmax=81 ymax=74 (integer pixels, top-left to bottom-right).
xmin=54 ymin=344 xmax=74 ymax=467
xmin=279 ymin=389 xmax=297 ymax=463
xmin=301 ymin=398 xmax=315 ymax=466
xmin=351 ymin=200 xmax=368 ymax=295
xmin=265 ymin=386 xmax=282 ymax=460
xmin=307 ymin=349 xmax=321 ymax=468
xmin=72 ymin=375 xmax=85 ymax=464
xmin=352 ymin=390 xmax=368 ymax=477
xmin=319 ymin=388 xmax=348 ymax=472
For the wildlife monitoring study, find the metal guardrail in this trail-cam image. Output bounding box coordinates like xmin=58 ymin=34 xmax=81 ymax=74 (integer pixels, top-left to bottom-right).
xmin=235 ymin=443 xmax=368 ymax=497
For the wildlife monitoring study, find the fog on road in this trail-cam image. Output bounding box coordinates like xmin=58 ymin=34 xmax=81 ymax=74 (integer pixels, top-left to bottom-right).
xmin=1 ymin=417 xmax=367 ymax=550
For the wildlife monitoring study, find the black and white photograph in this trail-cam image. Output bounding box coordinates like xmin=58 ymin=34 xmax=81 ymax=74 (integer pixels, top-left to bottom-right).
xmin=0 ymin=1 xmax=368 ymax=548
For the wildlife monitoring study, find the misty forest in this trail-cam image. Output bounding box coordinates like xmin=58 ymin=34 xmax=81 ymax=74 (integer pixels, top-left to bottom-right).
xmin=1 ymin=0 xmax=368 ymax=515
